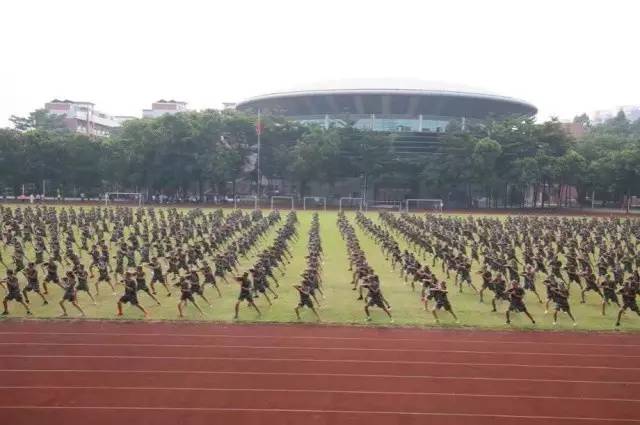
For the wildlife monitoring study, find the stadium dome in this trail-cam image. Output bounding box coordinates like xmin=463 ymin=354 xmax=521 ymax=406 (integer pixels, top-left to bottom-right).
xmin=236 ymin=78 xmax=537 ymax=127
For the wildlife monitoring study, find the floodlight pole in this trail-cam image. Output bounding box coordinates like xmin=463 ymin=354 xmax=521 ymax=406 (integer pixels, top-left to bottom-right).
xmin=256 ymin=109 xmax=262 ymax=201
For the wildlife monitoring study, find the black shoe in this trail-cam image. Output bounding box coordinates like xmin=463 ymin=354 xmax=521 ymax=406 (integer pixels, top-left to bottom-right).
xmin=1 ymin=311 xmax=8 ymax=315
xmin=357 ymin=296 xmax=363 ymax=300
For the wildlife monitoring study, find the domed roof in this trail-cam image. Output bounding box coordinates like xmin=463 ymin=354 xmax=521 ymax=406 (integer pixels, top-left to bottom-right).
xmin=237 ymin=78 xmax=537 ymax=118
xmin=283 ymin=78 xmax=501 ymax=97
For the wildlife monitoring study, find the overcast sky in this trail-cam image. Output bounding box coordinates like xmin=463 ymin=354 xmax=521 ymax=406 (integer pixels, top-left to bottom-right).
xmin=1 ymin=0 xmax=638 ymax=126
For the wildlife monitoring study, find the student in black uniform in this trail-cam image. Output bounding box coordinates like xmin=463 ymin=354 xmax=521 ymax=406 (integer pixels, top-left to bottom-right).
xmin=505 ymin=280 xmax=535 ymax=325
xmin=600 ymin=274 xmax=620 ymax=316
xmin=147 ymin=257 xmax=172 ymax=297
xmin=188 ymin=270 xmax=211 ymax=308
xmin=21 ymin=262 xmax=48 ymax=305
xmin=294 ymin=283 xmax=320 ymax=321
xmin=117 ymin=271 xmax=148 ymax=318
xmin=59 ymin=275 xmax=85 ymax=317
xmin=74 ymin=267 xmax=96 ymax=305
xmin=234 ymin=272 xmax=261 ymax=319
xmin=41 ymin=261 xmax=62 ymax=295
xmin=552 ymin=283 xmax=577 ymax=326
xmin=430 ymin=280 xmax=459 ymax=324
xmin=177 ymin=276 xmax=205 ymax=318
xmin=490 ymin=273 xmax=509 ymax=313
xmin=95 ymin=258 xmax=116 ymax=296
xmin=1 ymin=270 xmax=32 ymax=315
xmin=362 ymin=277 xmax=393 ymax=323
xmin=199 ymin=261 xmax=222 ymax=297
xmin=135 ymin=266 xmax=161 ymax=306
xmin=616 ymin=282 xmax=640 ymax=327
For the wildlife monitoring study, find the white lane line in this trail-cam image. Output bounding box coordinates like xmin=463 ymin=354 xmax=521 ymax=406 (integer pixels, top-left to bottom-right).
xmin=0 ymin=385 xmax=637 ymax=403
xmin=0 ymin=331 xmax=637 ymax=348
xmin=1 ymin=354 xmax=638 ymax=370
xmin=0 ymin=342 xmax=640 ymax=359
xmin=2 ymin=369 xmax=637 ymax=385
xmin=0 ymin=342 xmax=636 ymax=358
xmin=1 ymin=406 xmax=637 ymax=422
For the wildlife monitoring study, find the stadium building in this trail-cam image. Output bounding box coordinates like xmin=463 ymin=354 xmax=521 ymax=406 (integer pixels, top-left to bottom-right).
xmin=236 ymin=78 xmax=537 ymax=155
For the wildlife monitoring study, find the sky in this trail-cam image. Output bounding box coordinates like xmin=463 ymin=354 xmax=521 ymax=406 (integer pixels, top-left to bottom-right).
xmin=1 ymin=0 xmax=639 ymax=127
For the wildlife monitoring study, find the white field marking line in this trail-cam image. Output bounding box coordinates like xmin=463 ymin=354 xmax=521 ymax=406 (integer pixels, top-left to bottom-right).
xmin=1 ymin=342 xmax=637 ymax=359
xmin=1 ymin=406 xmax=638 ymax=422
xmin=1 ymin=354 xmax=638 ymax=370
xmin=0 ymin=385 xmax=638 ymax=403
xmin=0 ymin=331 xmax=637 ymax=348
xmin=2 ymin=369 xmax=638 ymax=385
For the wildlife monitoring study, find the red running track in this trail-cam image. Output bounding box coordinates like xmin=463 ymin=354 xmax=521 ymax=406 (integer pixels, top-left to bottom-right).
xmin=0 ymin=320 xmax=639 ymax=425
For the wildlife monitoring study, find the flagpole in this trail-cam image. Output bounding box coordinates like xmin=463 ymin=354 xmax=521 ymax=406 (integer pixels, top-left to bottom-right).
xmin=257 ymin=109 xmax=261 ymax=200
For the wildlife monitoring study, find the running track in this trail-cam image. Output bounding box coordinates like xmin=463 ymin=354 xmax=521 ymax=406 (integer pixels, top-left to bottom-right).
xmin=0 ymin=321 xmax=639 ymax=424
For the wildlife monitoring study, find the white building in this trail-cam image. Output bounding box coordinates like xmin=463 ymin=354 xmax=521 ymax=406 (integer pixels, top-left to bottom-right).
xmin=44 ymin=99 xmax=122 ymax=137
xmin=142 ymin=100 xmax=188 ymax=118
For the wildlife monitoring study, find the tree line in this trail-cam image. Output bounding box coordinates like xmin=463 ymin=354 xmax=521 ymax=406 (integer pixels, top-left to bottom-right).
xmin=1 ymin=108 xmax=639 ymax=208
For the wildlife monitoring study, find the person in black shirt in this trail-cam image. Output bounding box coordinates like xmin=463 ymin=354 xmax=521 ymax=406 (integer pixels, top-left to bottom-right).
xmin=362 ymin=276 xmax=393 ymax=323
xmin=1 ymin=270 xmax=32 ymax=315
xmin=75 ymin=266 xmax=96 ymax=305
xmin=430 ymin=280 xmax=459 ymax=324
xmin=177 ymin=276 xmax=205 ymax=318
xmin=134 ymin=266 xmax=161 ymax=306
xmin=147 ymin=257 xmax=172 ymax=297
xmin=21 ymin=262 xmax=48 ymax=305
xmin=234 ymin=272 xmax=261 ymax=319
xmin=600 ymin=274 xmax=620 ymax=316
xmin=552 ymin=283 xmax=577 ymax=326
xmin=616 ymin=282 xmax=640 ymax=327
xmin=294 ymin=283 xmax=320 ymax=321
xmin=490 ymin=273 xmax=508 ymax=313
xmin=59 ymin=275 xmax=85 ymax=317
xmin=505 ymin=280 xmax=535 ymax=325
xmin=117 ymin=272 xmax=148 ymax=318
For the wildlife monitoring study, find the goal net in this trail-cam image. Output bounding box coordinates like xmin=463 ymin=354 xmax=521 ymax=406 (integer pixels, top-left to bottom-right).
xmin=366 ymin=200 xmax=403 ymax=212
xmin=339 ymin=197 xmax=364 ymax=212
xmin=105 ymin=192 xmax=143 ymax=206
xmin=234 ymin=195 xmax=258 ymax=210
xmin=405 ymin=198 xmax=443 ymax=213
xmin=270 ymin=196 xmax=295 ymax=210
xmin=303 ymin=196 xmax=326 ymax=211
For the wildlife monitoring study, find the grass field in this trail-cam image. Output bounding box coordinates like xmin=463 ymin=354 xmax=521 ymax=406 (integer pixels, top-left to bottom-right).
xmin=1 ymin=208 xmax=639 ymax=331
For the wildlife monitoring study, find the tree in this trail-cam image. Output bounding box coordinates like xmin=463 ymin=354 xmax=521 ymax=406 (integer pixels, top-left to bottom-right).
xmin=9 ymin=109 xmax=69 ymax=133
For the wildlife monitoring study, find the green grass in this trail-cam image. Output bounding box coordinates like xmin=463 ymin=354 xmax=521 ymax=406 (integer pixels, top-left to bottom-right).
xmin=1 ymin=209 xmax=639 ymax=331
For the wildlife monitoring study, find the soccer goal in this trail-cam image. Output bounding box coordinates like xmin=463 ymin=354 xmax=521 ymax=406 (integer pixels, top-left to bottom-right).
xmin=303 ymin=196 xmax=327 ymax=211
xmin=405 ymin=198 xmax=443 ymax=213
xmin=339 ymin=197 xmax=364 ymax=212
xmin=105 ymin=192 xmax=143 ymax=206
xmin=270 ymin=196 xmax=295 ymax=210
xmin=234 ymin=195 xmax=258 ymax=210
xmin=367 ymin=200 xmax=403 ymax=212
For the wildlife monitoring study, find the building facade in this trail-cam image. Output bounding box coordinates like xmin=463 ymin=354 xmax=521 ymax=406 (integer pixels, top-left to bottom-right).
xmin=142 ymin=100 xmax=188 ymax=118
xmin=44 ymin=99 xmax=123 ymax=137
